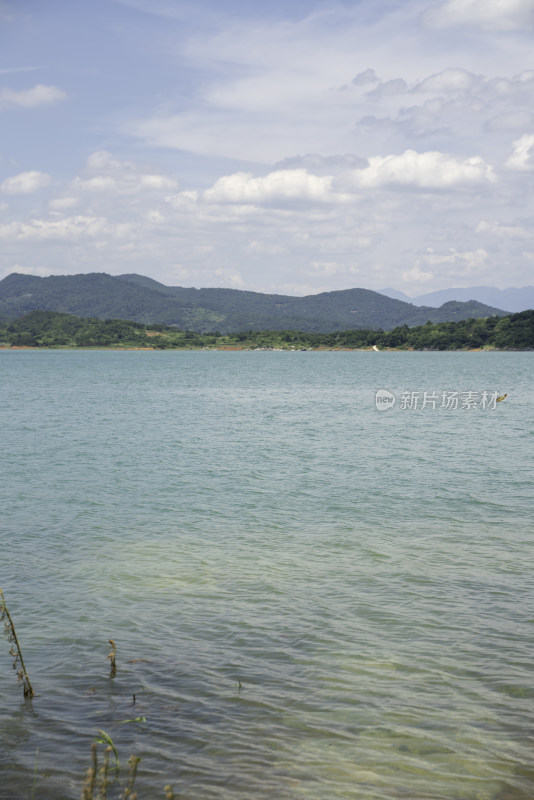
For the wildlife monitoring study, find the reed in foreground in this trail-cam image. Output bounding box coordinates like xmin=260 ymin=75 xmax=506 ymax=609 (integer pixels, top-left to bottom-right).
xmin=0 ymin=587 xmax=34 ymax=698
xmin=81 ymin=744 xmax=175 ymax=799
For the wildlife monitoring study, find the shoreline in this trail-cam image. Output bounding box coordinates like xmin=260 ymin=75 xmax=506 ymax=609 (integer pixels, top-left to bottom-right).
xmin=1 ymin=345 xmax=527 ymax=353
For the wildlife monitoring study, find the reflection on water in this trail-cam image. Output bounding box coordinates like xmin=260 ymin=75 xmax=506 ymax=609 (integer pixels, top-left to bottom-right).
xmin=0 ymin=351 xmax=533 ymax=799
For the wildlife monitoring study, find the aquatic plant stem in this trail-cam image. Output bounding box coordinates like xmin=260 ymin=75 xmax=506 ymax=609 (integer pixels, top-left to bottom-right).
xmin=0 ymin=588 xmax=34 ymax=698
xmin=107 ymin=639 xmax=117 ymax=678
xmin=81 ymin=743 xmax=98 ymax=800
xmin=122 ymin=755 xmax=141 ymax=799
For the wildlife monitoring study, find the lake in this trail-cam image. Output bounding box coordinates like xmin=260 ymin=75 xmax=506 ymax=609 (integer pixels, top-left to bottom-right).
xmin=1 ymin=350 xmax=533 ymax=799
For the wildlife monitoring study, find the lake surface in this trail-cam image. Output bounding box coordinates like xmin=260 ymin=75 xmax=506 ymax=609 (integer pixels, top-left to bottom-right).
xmin=1 ymin=350 xmax=533 ymax=800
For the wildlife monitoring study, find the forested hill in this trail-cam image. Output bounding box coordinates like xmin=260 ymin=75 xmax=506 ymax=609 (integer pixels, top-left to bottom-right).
xmin=0 ymin=272 xmax=508 ymax=333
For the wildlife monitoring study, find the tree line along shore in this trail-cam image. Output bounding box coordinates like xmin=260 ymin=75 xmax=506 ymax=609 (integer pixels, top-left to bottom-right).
xmin=1 ymin=309 xmax=533 ymax=351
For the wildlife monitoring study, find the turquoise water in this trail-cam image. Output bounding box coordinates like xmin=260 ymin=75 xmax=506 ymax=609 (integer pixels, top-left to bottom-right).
xmin=0 ymin=350 xmax=533 ymax=799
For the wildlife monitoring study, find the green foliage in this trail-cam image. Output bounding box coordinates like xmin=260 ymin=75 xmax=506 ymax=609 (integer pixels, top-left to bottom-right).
xmin=0 ymin=309 xmax=533 ymax=350
xmin=95 ymin=730 xmax=120 ymax=769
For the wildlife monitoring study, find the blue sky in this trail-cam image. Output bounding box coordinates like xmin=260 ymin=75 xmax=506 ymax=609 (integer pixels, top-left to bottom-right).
xmin=1 ymin=0 xmax=534 ymax=295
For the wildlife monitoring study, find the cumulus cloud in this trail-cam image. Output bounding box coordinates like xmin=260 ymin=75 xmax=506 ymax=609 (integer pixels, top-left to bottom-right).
xmin=89 ymin=152 xmax=176 ymax=192
xmin=0 ymin=215 xmax=131 ymax=241
xmin=203 ymin=169 xmax=336 ymax=205
xmin=349 ymin=150 xmax=495 ymax=189
xmin=402 ymin=264 xmax=434 ymax=284
xmin=423 ymin=247 xmax=489 ymax=273
xmin=1 ymin=170 xmax=51 ymax=194
xmin=0 ymin=84 xmax=66 ymax=110
xmin=505 ymin=134 xmax=534 ymax=169
xmin=52 ymin=151 xmax=179 ymax=206
xmin=422 ymin=0 xmax=534 ymax=31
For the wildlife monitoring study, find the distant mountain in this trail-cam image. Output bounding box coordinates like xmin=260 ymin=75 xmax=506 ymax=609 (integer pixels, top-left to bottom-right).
xmin=382 ymin=285 xmax=534 ymax=313
xmin=0 ymin=272 xmax=508 ymax=333
xmin=380 ymin=287 xmax=413 ymax=303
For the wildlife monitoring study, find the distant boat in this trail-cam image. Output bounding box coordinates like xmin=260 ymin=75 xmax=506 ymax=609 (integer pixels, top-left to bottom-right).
xmin=372 ymin=345 xmax=380 ymax=352
xmin=496 ymin=393 xmax=508 ymax=403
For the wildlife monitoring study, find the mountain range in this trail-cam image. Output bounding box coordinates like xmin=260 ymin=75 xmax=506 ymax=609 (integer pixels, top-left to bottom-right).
xmin=0 ymin=272 xmax=510 ymax=333
xmin=381 ymin=285 xmax=534 ymax=312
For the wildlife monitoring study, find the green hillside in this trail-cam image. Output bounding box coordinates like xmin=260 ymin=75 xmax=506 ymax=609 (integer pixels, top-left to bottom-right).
xmin=0 ymin=272 xmax=508 ymax=333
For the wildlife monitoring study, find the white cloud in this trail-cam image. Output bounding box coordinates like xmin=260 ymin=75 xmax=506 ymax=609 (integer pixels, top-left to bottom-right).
xmin=166 ymin=265 xmax=190 ymax=282
xmin=349 ymin=150 xmax=496 ymax=189
xmin=86 ymin=151 xmax=127 ymax=171
xmin=139 ymin=174 xmax=176 ymax=190
xmin=203 ymin=169 xmax=336 ymax=205
xmin=505 ymin=134 xmax=534 ymax=169
xmin=214 ymin=268 xmax=245 ymax=287
xmin=48 ymin=196 xmax=80 ymax=210
xmin=67 ymin=151 xmax=178 ymax=196
xmin=422 ymin=0 xmax=534 ymax=31
xmin=0 ymin=215 xmax=131 ymax=241
xmin=164 ymin=190 xmax=199 ymax=211
xmin=130 ymin=2 xmax=534 ymax=166
xmin=402 ymin=264 xmax=434 ymax=284
xmin=0 ymin=84 xmax=66 ymax=110
xmin=1 ymin=170 xmax=51 ymax=194
xmin=423 ymin=247 xmax=489 ymax=273
xmin=73 ymin=176 xmax=118 ymax=192
xmin=311 ymin=261 xmax=339 ymax=276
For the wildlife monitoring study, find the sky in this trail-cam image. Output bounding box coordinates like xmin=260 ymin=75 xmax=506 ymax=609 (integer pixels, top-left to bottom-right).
xmin=1 ymin=0 xmax=534 ymax=296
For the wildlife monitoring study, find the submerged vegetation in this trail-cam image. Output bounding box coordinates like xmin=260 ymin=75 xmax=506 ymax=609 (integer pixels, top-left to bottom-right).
xmin=0 ymin=600 xmax=172 ymax=797
xmin=0 ymin=309 xmax=533 ymax=350
xmin=81 ymin=742 xmax=175 ymax=800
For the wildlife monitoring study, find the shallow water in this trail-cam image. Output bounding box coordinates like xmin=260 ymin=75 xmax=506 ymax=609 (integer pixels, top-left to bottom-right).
xmin=1 ymin=350 xmax=533 ymax=799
